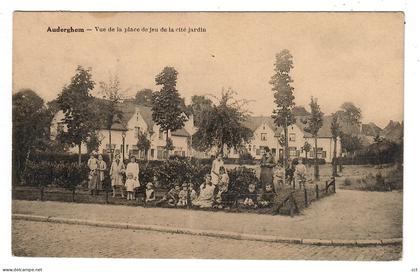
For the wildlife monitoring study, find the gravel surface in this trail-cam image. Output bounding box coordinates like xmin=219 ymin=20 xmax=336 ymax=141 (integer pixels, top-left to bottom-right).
xmin=12 ymin=220 xmax=402 ymax=260
xmin=12 ymin=189 xmax=402 ymax=240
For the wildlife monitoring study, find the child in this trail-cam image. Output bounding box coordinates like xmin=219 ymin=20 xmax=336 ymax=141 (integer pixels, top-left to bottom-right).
xmin=242 ymin=183 xmax=258 ymax=208
xmin=156 ymin=184 xmax=181 ymax=207
xmin=259 ymin=183 xmax=277 ymax=207
xmin=273 ymin=164 xmax=285 ymax=193
xmin=126 ymin=156 xmax=140 ymax=199
xmin=125 ymin=173 xmax=136 ymax=200
xmin=177 ymin=183 xmax=189 ymax=207
xmin=192 ymin=174 xmax=215 ymax=208
xmin=145 ymin=182 xmax=156 ymax=205
xmin=295 ymin=158 xmax=307 ymax=189
xmin=188 ymin=183 xmax=197 ymax=203
xmin=215 ymin=167 xmax=229 ymax=207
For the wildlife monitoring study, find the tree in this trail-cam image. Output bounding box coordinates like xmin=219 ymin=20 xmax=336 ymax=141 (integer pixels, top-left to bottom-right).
xmin=302 ymin=141 xmax=311 ymax=162
xmin=99 ymin=74 xmax=124 ymax=160
xmin=330 ymin=113 xmax=341 ymax=177
xmin=303 ymin=97 xmax=324 ymax=181
xmin=137 ymin=131 xmax=151 ymax=160
xmin=134 ymin=88 xmax=154 ymax=106
xmin=12 ymin=89 xmax=50 ymax=182
xmin=337 ymin=102 xmax=362 ymax=135
xmin=340 ymin=133 xmax=363 ymax=155
xmin=187 ymin=95 xmax=213 ymax=126
xmin=152 ymin=66 xmax=188 ymax=158
xmin=192 ymin=89 xmax=253 ymax=156
xmin=57 ymin=66 xmax=98 ymax=165
xmin=86 ymin=132 xmax=103 ymax=154
xmin=270 ymin=49 xmax=296 ymax=169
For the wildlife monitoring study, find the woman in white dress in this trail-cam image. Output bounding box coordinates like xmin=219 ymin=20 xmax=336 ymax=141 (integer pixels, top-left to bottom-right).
xmin=97 ymin=154 xmax=107 ymax=190
xmin=109 ymin=154 xmax=125 ymax=198
xmin=193 ymin=174 xmax=216 ymax=208
xmin=211 ymin=153 xmax=224 ymax=185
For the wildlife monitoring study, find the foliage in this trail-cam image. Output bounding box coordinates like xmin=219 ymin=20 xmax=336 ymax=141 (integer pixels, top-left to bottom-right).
xmin=270 ymin=49 xmax=296 ymax=167
xmin=330 ymin=113 xmax=341 ymax=176
xmin=187 ymin=95 xmax=213 ymax=126
xmin=22 ymin=160 xmax=89 ymax=189
xmin=227 ymin=167 xmax=260 ymax=195
xmin=152 ymin=66 xmax=188 ymax=152
xmin=12 ymin=89 xmax=51 ymax=183
xmin=29 ymin=151 xmax=110 ymax=164
xmin=137 ymin=131 xmax=151 ymax=156
xmin=302 ymin=141 xmax=311 ymax=158
xmin=303 ymin=97 xmax=323 ymax=180
xmin=134 ymin=88 xmax=154 ymax=106
xmin=192 ymin=89 xmax=253 ymax=155
xmin=341 ymin=133 xmax=363 ymax=154
xmin=56 ymin=66 xmax=99 ymax=164
xmin=86 ymin=132 xmax=103 ymax=154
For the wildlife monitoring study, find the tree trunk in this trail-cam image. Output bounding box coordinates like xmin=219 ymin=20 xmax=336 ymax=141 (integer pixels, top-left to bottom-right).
xmin=314 ymin=136 xmax=319 ymax=181
xmin=165 ymin=130 xmax=170 ymax=159
xmin=283 ymin=125 xmax=288 ymax=182
xmin=109 ymin=129 xmax=113 ymax=161
xmin=78 ymin=144 xmax=82 ymax=166
xmin=332 ymin=138 xmax=338 ymax=177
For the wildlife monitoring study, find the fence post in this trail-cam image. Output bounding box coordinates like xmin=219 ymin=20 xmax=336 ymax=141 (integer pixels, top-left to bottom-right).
xmin=72 ymin=188 xmax=75 ymax=202
xmin=292 ymin=177 xmax=296 ymax=190
xmin=325 ymin=180 xmax=328 ymax=194
xmin=105 ymin=189 xmax=109 ymax=204
xmin=316 ymin=184 xmax=319 ymax=199
xmin=304 ymin=188 xmax=308 ymax=207
xmin=40 ymin=186 xmax=44 ymax=201
xmin=333 ymin=177 xmax=336 ymax=193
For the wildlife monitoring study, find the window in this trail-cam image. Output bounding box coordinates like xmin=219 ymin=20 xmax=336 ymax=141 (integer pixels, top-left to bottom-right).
xmin=289 ymin=147 xmax=297 ymax=156
xmin=271 ymin=148 xmax=276 ymax=155
xmin=134 ymin=127 xmax=140 ymax=138
xmin=322 ymin=151 xmax=327 ymax=158
xmin=248 ymin=145 xmax=252 ymax=152
xmin=157 ymin=146 xmax=167 ymax=160
xmin=150 ymin=149 xmax=155 ymax=158
xmin=289 ymin=133 xmax=296 ymax=142
xmin=158 ymin=130 xmax=164 ymax=140
xmin=261 ymin=133 xmax=267 ymax=141
xmin=256 ymin=148 xmax=261 ymax=156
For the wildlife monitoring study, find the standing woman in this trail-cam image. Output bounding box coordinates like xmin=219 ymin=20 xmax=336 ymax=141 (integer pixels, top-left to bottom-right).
xmin=260 ymin=147 xmax=276 ymax=189
xmin=211 ymin=153 xmax=224 ymax=185
xmin=97 ymin=154 xmax=107 ymax=192
xmin=110 ymin=154 xmax=125 ymax=198
xmin=126 ymin=155 xmax=140 ymax=199
xmin=87 ymin=152 xmax=99 ymax=195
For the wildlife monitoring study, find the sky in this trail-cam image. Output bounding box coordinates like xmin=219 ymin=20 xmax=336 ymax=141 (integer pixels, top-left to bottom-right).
xmin=13 ymin=12 xmax=404 ymax=128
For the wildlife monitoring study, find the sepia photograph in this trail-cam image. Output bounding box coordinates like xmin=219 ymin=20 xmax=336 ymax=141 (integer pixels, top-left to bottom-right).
xmin=11 ymin=11 xmax=404 ymax=262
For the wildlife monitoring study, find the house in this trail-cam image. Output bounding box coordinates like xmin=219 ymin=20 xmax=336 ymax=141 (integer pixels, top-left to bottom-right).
xmin=50 ymin=100 xmax=195 ymax=160
xmin=227 ymin=115 xmax=342 ymax=163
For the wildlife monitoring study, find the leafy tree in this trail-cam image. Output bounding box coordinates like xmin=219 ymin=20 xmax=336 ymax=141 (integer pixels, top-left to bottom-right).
xmin=192 ymin=89 xmax=253 ymax=156
xmin=302 ymin=141 xmax=311 ymax=162
xmin=86 ymin=132 xmax=103 ymax=154
xmin=99 ymin=74 xmax=124 ymax=160
xmin=134 ymin=88 xmax=154 ymax=106
xmin=12 ymin=89 xmax=50 ymax=182
xmin=336 ymin=102 xmax=362 ymax=135
xmin=303 ymin=97 xmax=324 ymax=180
xmin=187 ymin=95 xmax=213 ymax=126
xmin=137 ymin=131 xmax=151 ymax=160
xmin=270 ymin=49 xmax=296 ymax=169
xmin=152 ymin=66 xmax=188 ymax=158
xmin=340 ymin=133 xmax=363 ymax=155
xmin=57 ymin=66 xmax=98 ymax=165
xmin=330 ymin=113 xmax=341 ymax=177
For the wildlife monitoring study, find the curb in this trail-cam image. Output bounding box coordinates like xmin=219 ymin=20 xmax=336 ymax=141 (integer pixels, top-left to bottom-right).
xmin=12 ymin=214 xmax=402 ymax=247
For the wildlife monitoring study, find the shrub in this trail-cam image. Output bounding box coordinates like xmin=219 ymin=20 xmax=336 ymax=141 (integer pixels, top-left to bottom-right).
xmin=227 ymin=166 xmax=259 ymax=196
xmin=343 ymin=178 xmax=352 ymax=186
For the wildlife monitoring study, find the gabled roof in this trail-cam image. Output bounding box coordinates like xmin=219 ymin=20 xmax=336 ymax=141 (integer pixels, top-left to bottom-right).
xmin=242 ymin=114 xmax=336 ymax=138
xmin=115 ymin=101 xmax=154 ymax=132
xmin=171 ymin=127 xmax=190 ymax=137
xmin=361 ymin=122 xmax=382 ymax=137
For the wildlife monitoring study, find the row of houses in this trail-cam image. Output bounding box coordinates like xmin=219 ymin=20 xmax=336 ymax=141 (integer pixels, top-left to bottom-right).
xmin=50 ymin=101 xmax=342 ymax=163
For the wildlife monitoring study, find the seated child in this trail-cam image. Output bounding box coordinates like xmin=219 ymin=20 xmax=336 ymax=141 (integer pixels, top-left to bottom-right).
xmin=125 ymin=173 xmax=136 ymax=201
xmin=145 ymin=182 xmax=156 ymax=205
xmin=215 ymin=167 xmax=229 ymax=207
xmin=241 ymin=183 xmax=258 ymax=208
xmin=189 ymin=183 xmax=197 ymax=202
xmin=156 ymin=184 xmax=181 ymax=207
xmin=259 ymin=183 xmax=277 ymax=207
xmin=177 ymin=183 xmax=189 ymax=207
xmin=192 ymin=174 xmax=215 ymax=208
